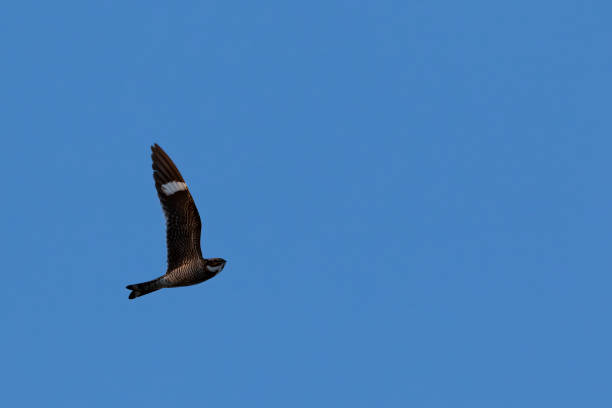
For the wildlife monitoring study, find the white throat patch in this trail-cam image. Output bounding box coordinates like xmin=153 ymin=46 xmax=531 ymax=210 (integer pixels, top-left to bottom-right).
xmin=161 ymin=181 xmax=188 ymax=196
xmin=207 ymin=264 xmax=224 ymax=273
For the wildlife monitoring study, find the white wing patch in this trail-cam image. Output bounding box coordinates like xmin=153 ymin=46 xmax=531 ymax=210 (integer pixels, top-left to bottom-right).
xmin=161 ymin=181 xmax=188 ymax=196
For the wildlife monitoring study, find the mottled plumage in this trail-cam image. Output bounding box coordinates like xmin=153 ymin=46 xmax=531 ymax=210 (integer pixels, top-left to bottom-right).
xmin=126 ymin=144 xmax=226 ymax=299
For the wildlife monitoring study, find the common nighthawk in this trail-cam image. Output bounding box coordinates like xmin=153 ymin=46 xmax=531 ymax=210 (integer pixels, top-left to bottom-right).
xmin=126 ymin=144 xmax=226 ymax=299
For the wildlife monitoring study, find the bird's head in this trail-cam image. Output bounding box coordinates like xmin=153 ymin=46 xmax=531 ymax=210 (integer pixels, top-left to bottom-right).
xmin=206 ymin=258 xmax=227 ymax=275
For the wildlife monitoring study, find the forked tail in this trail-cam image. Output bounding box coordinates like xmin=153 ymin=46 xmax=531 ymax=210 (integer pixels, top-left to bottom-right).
xmin=126 ymin=278 xmax=163 ymax=299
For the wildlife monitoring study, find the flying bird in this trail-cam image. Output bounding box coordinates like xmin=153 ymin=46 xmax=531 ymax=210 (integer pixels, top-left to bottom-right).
xmin=126 ymin=144 xmax=226 ymax=299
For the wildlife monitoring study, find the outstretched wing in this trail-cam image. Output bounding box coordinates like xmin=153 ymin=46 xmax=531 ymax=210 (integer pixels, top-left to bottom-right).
xmin=151 ymin=144 xmax=203 ymax=270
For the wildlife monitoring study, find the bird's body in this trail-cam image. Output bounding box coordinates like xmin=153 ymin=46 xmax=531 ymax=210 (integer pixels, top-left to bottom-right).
xmin=126 ymin=144 xmax=226 ymax=299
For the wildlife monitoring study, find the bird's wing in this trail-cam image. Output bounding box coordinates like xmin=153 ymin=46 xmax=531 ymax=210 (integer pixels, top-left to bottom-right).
xmin=151 ymin=144 xmax=203 ymax=270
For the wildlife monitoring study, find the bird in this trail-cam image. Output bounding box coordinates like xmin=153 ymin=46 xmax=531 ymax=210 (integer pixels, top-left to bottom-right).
xmin=126 ymin=144 xmax=226 ymax=299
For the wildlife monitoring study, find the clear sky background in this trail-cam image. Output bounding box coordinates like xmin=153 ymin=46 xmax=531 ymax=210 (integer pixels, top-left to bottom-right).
xmin=1 ymin=1 xmax=611 ymax=407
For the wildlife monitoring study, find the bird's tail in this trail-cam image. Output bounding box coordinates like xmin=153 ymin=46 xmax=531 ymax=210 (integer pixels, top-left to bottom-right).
xmin=126 ymin=277 xmax=163 ymax=299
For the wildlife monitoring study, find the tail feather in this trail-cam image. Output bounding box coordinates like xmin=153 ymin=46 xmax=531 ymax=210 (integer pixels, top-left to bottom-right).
xmin=126 ymin=278 xmax=163 ymax=299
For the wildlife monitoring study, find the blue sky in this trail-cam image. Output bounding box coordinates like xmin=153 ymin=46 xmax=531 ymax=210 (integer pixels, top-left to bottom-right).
xmin=1 ymin=1 xmax=611 ymax=406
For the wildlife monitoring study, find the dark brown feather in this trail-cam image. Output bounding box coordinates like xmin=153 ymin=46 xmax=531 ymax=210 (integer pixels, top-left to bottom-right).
xmin=151 ymin=144 xmax=203 ymax=270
